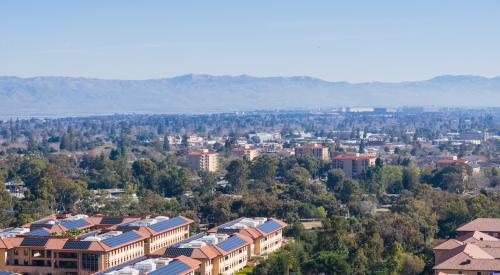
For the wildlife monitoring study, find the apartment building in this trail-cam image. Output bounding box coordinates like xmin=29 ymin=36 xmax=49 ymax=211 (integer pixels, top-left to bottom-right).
xmin=434 ymin=228 xmax=500 ymax=274
xmin=294 ymin=144 xmax=329 ymax=161
xmin=100 ymin=255 xmax=201 ymax=275
xmin=162 ymin=233 xmax=253 ymax=275
xmin=332 ymin=155 xmax=376 ymax=178
xmin=207 ymin=217 xmax=287 ymax=256
xmin=188 ymin=150 xmax=218 ymax=172
xmin=0 ymin=214 xmax=193 ymax=275
xmin=231 ymin=146 xmax=259 ymax=161
xmin=455 ymin=218 xmax=500 ymax=238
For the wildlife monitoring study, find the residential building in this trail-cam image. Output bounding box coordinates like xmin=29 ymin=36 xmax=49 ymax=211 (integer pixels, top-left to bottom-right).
xmin=0 ymin=214 xmax=193 ymax=275
xmin=456 ymin=218 xmax=500 ymax=238
xmin=207 ymin=217 xmax=287 ymax=256
xmin=435 ymin=159 xmax=469 ymax=170
xmin=332 ymin=155 xmax=376 ymax=178
xmin=188 ymin=150 xmax=218 ymax=172
xmin=100 ymin=255 xmax=201 ymax=275
xmin=231 ymin=146 xmax=259 ymax=161
xmin=434 ymin=227 xmax=500 ymax=274
xmin=294 ymin=144 xmax=329 ymax=161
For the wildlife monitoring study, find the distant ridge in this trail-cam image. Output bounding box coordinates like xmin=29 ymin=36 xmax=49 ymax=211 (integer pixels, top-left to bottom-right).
xmin=0 ymin=74 xmax=499 ymax=116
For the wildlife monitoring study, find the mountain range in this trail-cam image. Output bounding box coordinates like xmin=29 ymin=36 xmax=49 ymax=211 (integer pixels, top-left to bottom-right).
xmin=0 ymin=74 xmax=499 ymax=116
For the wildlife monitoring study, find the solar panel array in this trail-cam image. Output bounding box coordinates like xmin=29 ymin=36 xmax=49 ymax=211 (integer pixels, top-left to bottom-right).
xmin=60 ymin=219 xmax=90 ymax=230
xmin=148 ymin=216 xmax=187 ymax=232
xmin=257 ymin=220 xmax=282 ymax=233
xmin=94 ymin=256 xmax=148 ymax=275
xmin=20 ymin=238 xmax=49 ymax=247
xmin=164 ymin=247 xmax=194 ymax=257
xmin=63 ymin=240 xmax=92 ymax=250
xmin=101 ymin=231 xmax=142 ymax=248
xmin=30 ymin=222 xmax=53 ymax=230
xmin=24 ymin=229 xmax=51 ymax=236
xmin=149 ymin=260 xmax=191 ymax=275
xmin=216 ymin=236 xmax=247 ymax=251
xmin=100 ymin=217 xmax=124 ymax=225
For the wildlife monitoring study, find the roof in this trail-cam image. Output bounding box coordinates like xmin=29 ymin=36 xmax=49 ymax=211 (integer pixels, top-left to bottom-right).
xmin=188 ymin=151 xmax=217 ymax=156
xmin=434 ymin=244 xmax=500 ymax=271
xmin=333 ymin=155 xmax=375 ymax=160
xmin=207 ymin=217 xmax=287 ymax=238
xmin=456 ymin=231 xmax=499 ymax=242
xmin=436 ymin=159 xmax=468 ymax=164
xmin=456 ymin=218 xmax=500 ymax=233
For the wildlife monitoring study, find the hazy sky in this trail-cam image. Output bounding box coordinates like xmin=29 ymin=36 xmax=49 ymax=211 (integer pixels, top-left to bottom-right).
xmin=1 ymin=0 xmax=500 ymax=82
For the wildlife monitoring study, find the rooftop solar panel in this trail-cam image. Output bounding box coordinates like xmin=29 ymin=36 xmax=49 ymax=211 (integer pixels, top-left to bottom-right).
xmin=257 ymin=220 xmax=282 ymax=233
xmin=60 ymin=219 xmax=90 ymax=230
xmin=216 ymin=236 xmax=247 ymax=251
xmin=94 ymin=256 xmax=147 ymax=275
xmin=20 ymin=238 xmax=49 ymax=247
xmin=149 ymin=260 xmax=191 ymax=275
xmin=63 ymin=240 xmax=92 ymax=250
xmin=164 ymin=247 xmax=194 ymax=257
xmin=24 ymin=229 xmax=51 ymax=236
xmin=100 ymin=217 xmax=124 ymax=225
xmin=101 ymin=231 xmax=141 ymax=248
xmin=148 ymin=216 xmax=187 ymax=232
xmin=220 ymin=218 xmax=242 ymax=229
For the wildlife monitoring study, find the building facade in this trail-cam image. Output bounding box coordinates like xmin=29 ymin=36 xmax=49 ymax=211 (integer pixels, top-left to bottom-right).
xmin=188 ymin=150 xmax=218 ymax=172
xmin=332 ymin=155 xmax=376 ymax=178
xmin=294 ymin=144 xmax=329 ymax=161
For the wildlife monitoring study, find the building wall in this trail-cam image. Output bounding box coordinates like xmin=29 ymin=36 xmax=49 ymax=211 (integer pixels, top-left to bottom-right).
xmin=148 ymin=225 xmax=190 ymax=253
xmin=333 ymin=158 xmax=375 ymax=178
xmin=188 ymin=154 xmax=218 ymax=172
xmin=217 ymin=246 xmax=248 ymax=275
xmin=257 ymin=229 xmax=283 ymax=255
xmin=104 ymin=240 xmax=145 ymax=269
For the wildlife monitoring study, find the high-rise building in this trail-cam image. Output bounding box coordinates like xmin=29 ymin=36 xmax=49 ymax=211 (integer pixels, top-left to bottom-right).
xmin=332 ymin=155 xmax=376 ymax=177
xmin=188 ymin=150 xmax=218 ymax=172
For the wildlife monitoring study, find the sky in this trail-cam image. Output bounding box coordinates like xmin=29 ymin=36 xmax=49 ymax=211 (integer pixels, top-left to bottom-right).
xmin=1 ymin=0 xmax=500 ymax=82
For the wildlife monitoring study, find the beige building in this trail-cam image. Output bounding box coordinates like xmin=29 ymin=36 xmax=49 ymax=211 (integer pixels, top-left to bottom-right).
xmin=294 ymin=144 xmax=329 ymax=160
xmin=332 ymin=155 xmax=376 ymax=178
xmin=0 ymin=214 xmax=193 ymax=275
xmin=188 ymin=150 xmax=218 ymax=172
xmin=434 ymin=230 xmax=500 ymax=275
xmin=231 ymin=146 xmax=259 ymax=161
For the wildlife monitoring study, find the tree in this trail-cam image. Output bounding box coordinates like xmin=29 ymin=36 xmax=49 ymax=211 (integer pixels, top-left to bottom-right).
xmin=132 ymin=159 xmax=158 ymax=191
xmin=327 ymin=169 xmax=345 ymax=191
xmin=225 ymin=159 xmax=248 ymax=192
xmin=250 ymin=155 xmax=278 ymax=184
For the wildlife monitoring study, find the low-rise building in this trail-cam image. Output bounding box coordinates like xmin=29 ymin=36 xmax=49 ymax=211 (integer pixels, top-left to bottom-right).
xmin=294 ymin=144 xmax=329 ymax=161
xmin=188 ymin=150 xmax=218 ymax=172
xmin=0 ymin=214 xmax=193 ymax=275
xmin=332 ymin=155 xmax=376 ymax=178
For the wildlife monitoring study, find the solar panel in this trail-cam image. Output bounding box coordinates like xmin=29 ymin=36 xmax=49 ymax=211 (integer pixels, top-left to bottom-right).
xmin=94 ymin=256 xmax=147 ymax=275
xmin=20 ymin=238 xmax=49 ymax=247
xmin=60 ymin=219 xmax=90 ymax=229
xmin=100 ymin=217 xmax=124 ymax=225
xmin=149 ymin=260 xmax=191 ymax=275
xmin=63 ymin=240 xmax=92 ymax=250
xmin=164 ymin=247 xmax=194 ymax=257
xmin=148 ymin=216 xmax=187 ymax=232
xmin=257 ymin=220 xmax=282 ymax=233
xmin=24 ymin=229 xmax=51 ymax=236
xmin=101 ymin=231 xmax=141 ymax=248
xmin=30 ymin=223 xmax=53 ymax=230
xmin=216 ymin=236 xmax=247 ymax=251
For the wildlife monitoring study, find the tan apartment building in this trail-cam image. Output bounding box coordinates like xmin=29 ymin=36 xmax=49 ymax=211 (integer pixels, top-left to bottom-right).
xmin=207 ymin=217 xmax=287 ymax=256
xmin=0 ymin=214 xmax=193 ymax=275
xmin=332 ymin=155 xmax=376 ymax=178
xmin=188 ymin=150 xmax=218 ymax=172
xmin=162 ymin=233 xmax=253 ymax=275
xmin=294 ymin=144 xmax=329 ymax=160
xmin=231 ymin=146 xmax=259 ymax=161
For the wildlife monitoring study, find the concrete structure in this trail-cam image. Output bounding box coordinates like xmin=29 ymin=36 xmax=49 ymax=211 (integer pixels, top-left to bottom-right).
xmin=0 ymin=214 xmax=193 ymax=275
xmin=188 ymin=150 xmax=218 ymax=172
xmin=332 ymin=155 xmax=376 ymax=178
xmin=294 ymin=144 xmax=329 ymax=161
xmin=231 ymin=146 xmax=259 ymax=161
xmin=433 ymin=220 xmax=500 ymax=275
